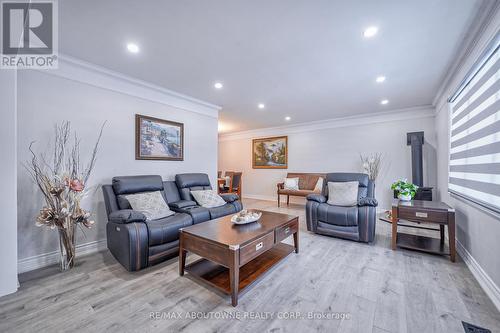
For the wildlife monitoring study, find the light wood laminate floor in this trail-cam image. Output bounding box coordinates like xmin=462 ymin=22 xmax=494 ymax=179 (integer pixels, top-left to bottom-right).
xmin=1 ymin=199 xmax=499 ymax=333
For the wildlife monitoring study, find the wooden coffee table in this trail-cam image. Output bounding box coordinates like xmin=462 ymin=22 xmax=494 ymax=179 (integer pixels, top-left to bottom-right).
xmin=179 ymin=210 xmax=299 ymax=306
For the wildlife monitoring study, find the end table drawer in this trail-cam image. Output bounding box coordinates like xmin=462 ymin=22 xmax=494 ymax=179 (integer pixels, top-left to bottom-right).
xmin=398 ymin=207 xmax=448 ymax=223
xmin=275 ymin=219 xmax=298 ymax=243
xmin=240 ymin=232 xmax=274 ymax=265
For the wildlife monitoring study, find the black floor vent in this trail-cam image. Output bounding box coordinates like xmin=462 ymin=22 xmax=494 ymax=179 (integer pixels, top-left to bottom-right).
xmin=462 ymin=321 xmax=491 ymax=333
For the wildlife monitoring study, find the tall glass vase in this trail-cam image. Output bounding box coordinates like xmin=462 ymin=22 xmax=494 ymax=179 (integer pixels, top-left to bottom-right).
xmin=58 ymin=222 xmax=76 ymax=271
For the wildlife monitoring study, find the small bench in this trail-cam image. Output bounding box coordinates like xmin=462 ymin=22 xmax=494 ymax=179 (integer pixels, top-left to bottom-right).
xmin=277 ymin=173 xmax=325 ymax=207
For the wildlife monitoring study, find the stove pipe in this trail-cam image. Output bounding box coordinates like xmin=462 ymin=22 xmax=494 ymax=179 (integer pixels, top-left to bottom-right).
xmin=407 ymin=131 xmax=424 ymax=187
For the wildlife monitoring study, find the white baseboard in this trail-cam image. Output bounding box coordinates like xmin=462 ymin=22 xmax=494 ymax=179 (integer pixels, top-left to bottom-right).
xmin=456 ymin=240 xmax=500 ymax=312
xmin=18 ymin=239 xmax=107 ymax=274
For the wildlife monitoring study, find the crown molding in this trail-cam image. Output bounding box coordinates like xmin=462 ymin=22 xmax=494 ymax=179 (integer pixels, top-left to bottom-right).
xmin=432 ymin=0 xmax=500 ymax=111
xmin=33 ymin=54 xmax=221 ymax=119
xmin=219 ymin=105 xmax=435 ymax=142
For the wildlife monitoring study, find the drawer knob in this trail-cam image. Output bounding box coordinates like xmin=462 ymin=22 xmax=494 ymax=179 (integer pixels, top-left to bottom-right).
xmin=415 ymin=212 xmax=428 ymax=218
xmin=284 ymin=227 xmax=290 ymax=234
xmin=255 ymin=242 xmax=263 ymax=251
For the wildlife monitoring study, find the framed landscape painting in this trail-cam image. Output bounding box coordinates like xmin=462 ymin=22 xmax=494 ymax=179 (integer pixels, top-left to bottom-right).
xmin=135 ymin=114 xmax=184 ymax=161
xmin=252 ymin=136 xmax=288 ymax=169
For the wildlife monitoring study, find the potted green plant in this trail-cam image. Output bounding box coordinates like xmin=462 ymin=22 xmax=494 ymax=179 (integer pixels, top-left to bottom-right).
xmin=391 ymin=179 xmax=418 ymax=201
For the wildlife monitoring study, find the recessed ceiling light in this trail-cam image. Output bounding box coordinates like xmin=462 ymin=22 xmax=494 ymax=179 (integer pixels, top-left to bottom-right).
xmin=258 ymin=103 xmax=265 ymax=109
xmin=381 ymin=99 xmax=389 ymax=105
xmin=363 ymin=26 xmax=378 ymax=38
xmin=285 ymin=116 xmax=291 ymax=121
xmin=214 ymin=82 xmax=223 ymax=89
xmin=126 ymin=43 xmax=139 ymax=53
xmin=376 ymin=76 xmax=386 ymax=83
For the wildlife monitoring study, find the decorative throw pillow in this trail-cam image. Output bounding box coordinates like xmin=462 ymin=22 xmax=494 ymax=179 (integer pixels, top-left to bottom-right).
xmin=327 ymin=181 xmax=359 ymax=206
xmin=191 ymin=190 xmax=226 ymax=208
xmin=313 ymin=177 xmax=324 ymax=193
xmin=124 ymin=191 xmax=174 ymax=221
xmin=284 ymin=177 xmax=300 ymax=191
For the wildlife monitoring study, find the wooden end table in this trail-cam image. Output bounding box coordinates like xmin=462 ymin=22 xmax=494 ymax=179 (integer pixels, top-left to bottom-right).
xmin=390 ymin=199 xmax=456 ymax=262
xmin=179 ymin=210 xmax=299 ymax=306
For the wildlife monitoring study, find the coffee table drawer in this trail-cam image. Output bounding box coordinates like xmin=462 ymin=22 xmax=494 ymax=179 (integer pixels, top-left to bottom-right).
xmin=398 ymin=207 xmax=448 ymax=224
xmin=240 ymin=232 xmax=274 ymax=266
xmin=276 ymin=219 xmax=298 ymax=243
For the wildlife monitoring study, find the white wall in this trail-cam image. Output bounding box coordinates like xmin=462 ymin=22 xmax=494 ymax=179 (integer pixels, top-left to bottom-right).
xmin=0 ymin=70 xmax=19 ymax=297
xmin=16 ymin=60 xmax=219 ymax=266
xmin=434 ymin=7 xmax=500 ymax=309
xmin=219 ymin=108 xmax=437 ymax=210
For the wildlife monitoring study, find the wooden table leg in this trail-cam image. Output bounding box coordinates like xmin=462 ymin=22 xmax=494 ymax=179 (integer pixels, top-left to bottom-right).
xmin=448 ymin=211 xmax=456 ymax=262
xmin=293 ymin=230 xmax=299 ymax=254
xmin=391 ymin=206 xmax=398 ymax=250
xmin=439 ymin=225 xmax=445 ymax=244
xmin=229 ymin=247 xmax=240 ymax=306
xmin=179 ymin=233 xmax=186 ymax=276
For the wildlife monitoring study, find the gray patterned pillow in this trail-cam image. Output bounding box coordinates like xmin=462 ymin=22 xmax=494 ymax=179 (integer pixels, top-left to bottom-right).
xmin=191 ymin=190 xmax=226 ymax=208
xmin=124 ymin=191 xmax=174 ymax=221
xmin=327 ymin=181 xmax=359 ymax=206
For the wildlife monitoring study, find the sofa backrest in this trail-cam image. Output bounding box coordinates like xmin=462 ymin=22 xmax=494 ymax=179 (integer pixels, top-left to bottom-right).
xmin=163 ymin=180 xmax=181 ymax=203
xmin=102 ymin=175 xmax=166 ymax=213
xmin=175 ymin=173 xmax=212 ymax=201
xmin=325 ymin=173 xmax=373 ymax=199
xmin=286 ymin=173 xmax=325 ymax=190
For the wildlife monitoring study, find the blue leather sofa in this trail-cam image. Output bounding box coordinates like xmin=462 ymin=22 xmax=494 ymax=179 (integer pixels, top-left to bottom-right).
xmin=102 ymin=173 xmax=242 ymax=271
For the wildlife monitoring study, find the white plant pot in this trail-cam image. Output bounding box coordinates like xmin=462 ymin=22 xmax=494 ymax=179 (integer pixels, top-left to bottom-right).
xmin=398 ymin=193 xmax=412 ymax=201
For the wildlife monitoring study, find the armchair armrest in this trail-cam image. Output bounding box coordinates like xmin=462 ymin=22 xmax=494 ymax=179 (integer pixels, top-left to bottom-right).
xmin=306 ymin=194 xmax=327 ymax=203
xmin=109 ymin=209 xmax=146 ymax=224
xmin=220 ymin=193 xmax=239 ymax=203
xmin=169 ymin=200 xmax=198 ymax=210
xmin=358 ymin=197 xmax=378 ymax=207
xmin=277 ymin=182 xmax=284 ymax=190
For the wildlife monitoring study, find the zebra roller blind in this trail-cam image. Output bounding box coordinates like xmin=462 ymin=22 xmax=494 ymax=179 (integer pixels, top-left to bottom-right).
xmin=448 ymin=36 xmax=500 ymax=213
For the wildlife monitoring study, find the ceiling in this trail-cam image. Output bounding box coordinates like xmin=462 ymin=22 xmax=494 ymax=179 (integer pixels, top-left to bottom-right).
xmin=59 ymin=0 xmax=484 ymax=133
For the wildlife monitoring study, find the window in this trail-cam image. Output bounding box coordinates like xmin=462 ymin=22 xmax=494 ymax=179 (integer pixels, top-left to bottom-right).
xmin=448 ymin=35 xmax=500 ymax=214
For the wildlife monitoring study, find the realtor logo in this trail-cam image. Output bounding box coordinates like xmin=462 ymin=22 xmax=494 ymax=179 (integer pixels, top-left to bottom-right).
xmin=1 ymin=1 xmax=58 ymax=69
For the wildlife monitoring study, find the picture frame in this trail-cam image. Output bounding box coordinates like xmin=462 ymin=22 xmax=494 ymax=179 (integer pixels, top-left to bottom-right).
xmin=252 ymin=136 xmax=288 ymax=169
xmin=135 ymin=114 xmax=184 ymax=161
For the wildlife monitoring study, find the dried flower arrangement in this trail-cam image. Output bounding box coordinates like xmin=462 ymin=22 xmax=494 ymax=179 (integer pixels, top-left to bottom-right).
xmin=25 ymin=121 xmax=104 ymax=270
xmin=360 ymin=152 xmax=383 ymax=181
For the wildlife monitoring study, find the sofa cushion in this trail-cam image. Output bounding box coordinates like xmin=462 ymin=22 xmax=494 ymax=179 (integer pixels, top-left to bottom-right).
xmin=278 ymin=189 xmax=315 ymax=196
xmin=325 ymin=173 xmax=369 ymax=199
xmin=220 ymin=193 xmax=239 ymax=203
xmin=112 ymin=175 xmax=163 ymax=195
xmin=208 ymin=203 xmax=238 ymax=219
xmin=327 ymin=181 xmax=359 ymax=206
xmin=313 ymin=177 xmax=324 ymax=193
xmin=182 ymin=206 xmax=211 ymax=224
xmin=117 ymin=195 xmax=132 ymax=210
xmin=108 ymin=209 xmax=146 ymax=224
xmin=284 ymin=177 xmax=299 ymax=190
xmin=124 ymin=191 xmax=174 ymax=220
xmin=191 ymin=190 xmax=226 ymax=208
xmin=145 ymin=213 xmax=192 ymax=246
xmin=317 ymin=203 xmax=358 ymax=227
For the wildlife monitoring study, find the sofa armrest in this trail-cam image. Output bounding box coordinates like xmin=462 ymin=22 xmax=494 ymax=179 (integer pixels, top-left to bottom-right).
xmin=277 ymin=182 xmax=284 ymax=190
xmin=109 ymin=209 xmax=146 ymax=224
xmin=306 ymin=194 xmax=327 ymax=203
xmin=220 ymin=193 xmax=239 ymax=203
xmin=358 ymin=197 xmax=378 ymax=207
xmin=169 ymin=200 xmax=198 ymax=210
